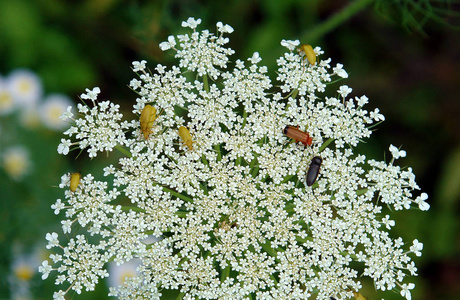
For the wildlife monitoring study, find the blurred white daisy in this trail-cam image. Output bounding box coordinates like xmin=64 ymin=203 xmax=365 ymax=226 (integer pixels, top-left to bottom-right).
xmin=39 ymin=94 xmax=74 ymax=130
xmin=18 ymin=105 xmax=41 ymax=129
xmin=0 ymin=77 xmax=15 ymax=115
xmin=9 ymin=245 xmax=41 ymax=300
xmin=107 ymin=259 xmax=141 ymax=288
xmin=6 ymin=69 xmax=42 ymax=107
xmin=2 ymin=146 xmax=31 ymax=180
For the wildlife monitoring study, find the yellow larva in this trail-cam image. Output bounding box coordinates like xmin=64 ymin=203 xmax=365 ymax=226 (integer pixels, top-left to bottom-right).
xmin=299 ymin=44 xmax=316 ymax=65
xmin=69 ymin=172 xmax=81 ymax=192
xmin=140 ymin=105 xmax=157 ymax=140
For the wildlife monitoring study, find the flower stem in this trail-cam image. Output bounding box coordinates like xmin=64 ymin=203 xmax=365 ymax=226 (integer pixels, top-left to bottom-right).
xmin=318 ymin=138 xmax=334 ymax=152
xmin=221 ymin=265 xmax=230 ymax=281
xmin=301 ymin=0 xmax=373 ymax=42
xmin=175 ymin=211 xmax=188 ymax=218
xmin=162 ymin=186 xmax=193 ymax=203
xmin=203 ymin=74 xmax=210 ymax=93
xmin=119 ymin=205 xmax=146 ymax=213
xmin=260 ymin=241 xmax=280 ymax=263
xmin=115 ymin=145 xmax=132 ymax=157
xmin=291 ymin=88 xmax=299 ymax=99
xmin=242 ymin=109 xmax=248 ymax=129
xmin=215 ymin=144 xmax=222 ymax=161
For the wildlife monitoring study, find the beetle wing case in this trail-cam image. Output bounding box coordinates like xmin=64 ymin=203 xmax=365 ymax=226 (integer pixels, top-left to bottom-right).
xmin=306 ymin=156 xmax=322 ymax=186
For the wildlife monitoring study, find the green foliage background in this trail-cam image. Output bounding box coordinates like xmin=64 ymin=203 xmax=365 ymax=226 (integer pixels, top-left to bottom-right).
xmin=0 ymin=0 xmax=458 ymax=299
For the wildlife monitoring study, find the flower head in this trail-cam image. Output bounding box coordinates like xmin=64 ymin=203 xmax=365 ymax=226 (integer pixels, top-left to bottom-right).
xmin=42 ymin=19 xmax=428 ymax=300
xmin=6 ymin=69 xmax=42 ymax=107
xmin=0 ymin=78 xmax=15 ymax=115
xmin=60 ymin=94 xmax=132 ymax=158
xmin=2 ymin=146 xmax=31 ymax=180
xmin=161 ymin=18 xmax=235 ymax=80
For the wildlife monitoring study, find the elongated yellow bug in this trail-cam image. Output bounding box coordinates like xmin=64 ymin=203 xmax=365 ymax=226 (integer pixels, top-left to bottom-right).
xmin=140 ymin=105 xmax=157 ymax=139
xmin=178 ymin=126 xmax=194 ymax=150
xmin=353 ymin=292 xmax=366 ymax=300
xmin=299 ymin=44 xmax=316 ymax=65
xmin=69 ymin=172 xmax=81 ymax=192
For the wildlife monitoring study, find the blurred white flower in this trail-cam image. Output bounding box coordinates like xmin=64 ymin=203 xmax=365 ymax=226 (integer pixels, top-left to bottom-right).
xmin=6 ymin=69 xmax=42 ymax=107
xmin=9 ymin=245 xmax=43 ymax=300
xmin=12 ymin=257 xmax=36 ymax=282
xmin=2 ymin=146 xmax=31 ymax=180
xmin=107 ymin=259 xmax=141 ymax=288
xmin=18 ymin=104 xmax=41 ymax=128
xmin=39 ymin=94 xmax=73 ymax=130
xmin=0 ymin=77 xmax=15 ymax=115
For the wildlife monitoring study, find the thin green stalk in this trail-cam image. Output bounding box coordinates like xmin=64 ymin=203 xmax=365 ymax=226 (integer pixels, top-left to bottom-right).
xmin=236 ymin=156 xmax=241 ymax=166
xmin=249 ymin=156 xmax=259 ymax=178
xmin=175 ymin=211 xmax=188 ymax=218
xmin=291 ymin=88 xmax=299 ymax=99
xmin=260 ymin=242 xmax=280 ymax=263
xmin=318 ymin=138 xmax=334 ymax=153
xmin=241 ymin=109 xmax=248 ymax=129
xmin=162 ymin=186 xmax=193 ymax=203
xmin=301 ymin=0 xmax=374 ymax=42
xmin=356 ymin=188 xmax=368 ymax=196
xmin=220 ymin=265 xmax=230 ymax=282
xmin=214 ymin=144 xmax=222 ymax=161
xmin=203 ymin=74 xmax=210 ymax=93
xmin=201 ymin=154 xmax=209 ymax=166
xmin=115 ymin=145 xmax=132 ymax=157
xmin=119 ymin=205 xmax=146 ymax=213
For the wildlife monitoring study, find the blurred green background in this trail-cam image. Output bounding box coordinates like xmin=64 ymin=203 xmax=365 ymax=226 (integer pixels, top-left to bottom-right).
xmin=0 ymin=0 xmax=458 ymax=299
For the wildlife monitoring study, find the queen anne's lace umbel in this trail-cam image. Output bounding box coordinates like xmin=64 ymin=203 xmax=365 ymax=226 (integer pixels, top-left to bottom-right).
xmin=43 ymin=18 xmax=429 ymax=300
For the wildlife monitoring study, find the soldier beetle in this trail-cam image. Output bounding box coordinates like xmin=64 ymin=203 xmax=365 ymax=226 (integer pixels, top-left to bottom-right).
xmin=178 ymin=126 xmax=194 ymax=150
xmin=306 ymin=156 xmax=322 ymax=186
xmin=353 ymin=292 xmax=366 ymax=300
xmin=69 ymin=172 xmax=81 ymax=192
xmin=299 ymin=44 xmax=316 ymax=65
xmin=283 ymin=125 xmax=312 ymax=147
xmin=140 ymin=104 xmax=157 ymax=139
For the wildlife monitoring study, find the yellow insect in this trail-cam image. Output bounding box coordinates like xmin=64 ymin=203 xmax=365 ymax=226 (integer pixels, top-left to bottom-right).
xmin=353 ymin=291 xmax=366 ymax=300
xmin=178 ymin=126 xmax=194 ymax=150
xmin=69 ymin=172 xmax=81 ymax=192
xmin=140 ymin=104 xmax=157 ymax=139
xmin=299 ymin=44 xmax=316 ymax=65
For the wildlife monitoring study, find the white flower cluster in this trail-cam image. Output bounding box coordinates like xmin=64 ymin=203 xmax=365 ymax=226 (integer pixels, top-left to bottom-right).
xmin=58 ymin=87 xmax=133 ymax=158
xmin=42 ymin=18 xmax=428 ymax=300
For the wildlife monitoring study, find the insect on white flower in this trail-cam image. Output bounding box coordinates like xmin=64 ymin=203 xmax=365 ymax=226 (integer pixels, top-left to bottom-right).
xmin=42 ymin=18 xmax=428 ymax=300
